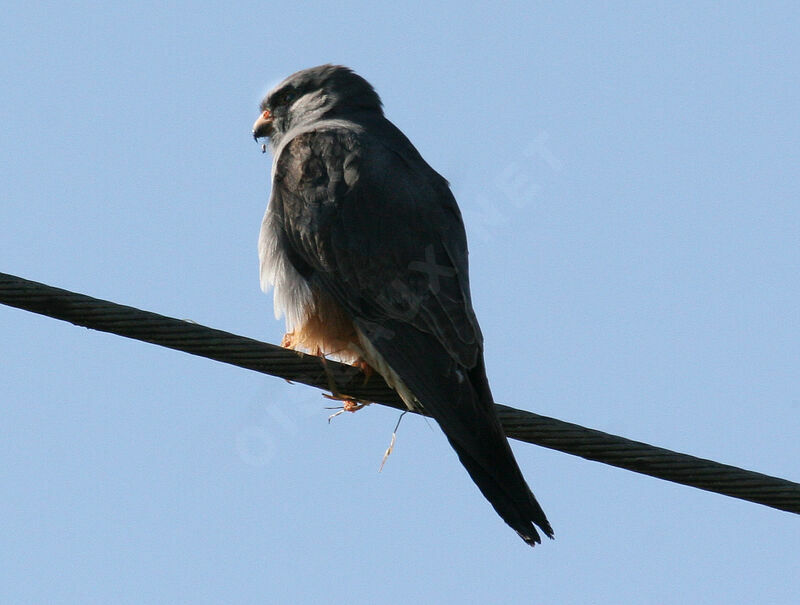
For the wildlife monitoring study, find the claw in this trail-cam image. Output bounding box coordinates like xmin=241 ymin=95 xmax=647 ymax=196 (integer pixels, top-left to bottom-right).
xmin=323 ymin=392 xmax=371 ymax=422
xmin=343 ymin=398 xmax=369 ymax=412
xmin=319 ymin=356 xmax=372 ymax=421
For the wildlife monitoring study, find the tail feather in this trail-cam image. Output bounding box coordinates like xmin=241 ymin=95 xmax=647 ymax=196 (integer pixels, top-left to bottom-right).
xmin=356 ymin=320 xmax=553 ymax=546
xmin=445 ymin=430 xmax=553 ymax=545
xmin=454 ymin=357 xmax=554 ymax=544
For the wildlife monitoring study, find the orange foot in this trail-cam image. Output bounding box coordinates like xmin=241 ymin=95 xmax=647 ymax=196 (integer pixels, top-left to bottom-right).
xmin=281 ymin=332 xmax=326 ymax=357
xmin=324 ymin=392 xmax=371 ymax=422
xmin=343 ymin=399 xmax=369 ymax=412
xmin=281 ymin=331 xmax=296 ymax=349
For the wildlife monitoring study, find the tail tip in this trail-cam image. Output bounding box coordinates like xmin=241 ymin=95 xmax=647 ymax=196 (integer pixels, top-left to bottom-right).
xmin=518 ymin=522 xmax=555 ymax=547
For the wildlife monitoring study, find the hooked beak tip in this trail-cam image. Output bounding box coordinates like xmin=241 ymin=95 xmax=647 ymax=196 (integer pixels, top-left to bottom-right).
xmin=252 ymin=110 xmax=274 ymax=141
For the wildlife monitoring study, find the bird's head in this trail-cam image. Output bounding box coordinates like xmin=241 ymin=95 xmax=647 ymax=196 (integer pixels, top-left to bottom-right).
xmin=252 ymin=64 xmax=383 ymax=150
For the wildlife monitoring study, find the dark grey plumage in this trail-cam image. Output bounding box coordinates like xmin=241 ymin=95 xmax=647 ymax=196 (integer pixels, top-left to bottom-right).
xmin=253 ymin=65 xmax=553 ymax=546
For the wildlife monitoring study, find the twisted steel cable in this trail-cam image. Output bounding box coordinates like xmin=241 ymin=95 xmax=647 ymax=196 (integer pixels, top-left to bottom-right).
xmin=1 ymin=271 xmax=798 ymax=514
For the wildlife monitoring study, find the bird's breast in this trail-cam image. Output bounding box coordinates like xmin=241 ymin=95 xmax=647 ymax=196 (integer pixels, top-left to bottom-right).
xmin=286 ymin=285 xmax=360 ymax=360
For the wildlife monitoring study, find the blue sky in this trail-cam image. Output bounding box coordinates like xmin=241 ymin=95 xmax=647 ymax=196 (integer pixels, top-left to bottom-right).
xmin=1 ymin=2 xmax=798 ymax=603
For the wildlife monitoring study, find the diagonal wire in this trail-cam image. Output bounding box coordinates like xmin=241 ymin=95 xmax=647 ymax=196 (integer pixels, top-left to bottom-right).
xmin=1 ymin=271 xmax=798 ymax=515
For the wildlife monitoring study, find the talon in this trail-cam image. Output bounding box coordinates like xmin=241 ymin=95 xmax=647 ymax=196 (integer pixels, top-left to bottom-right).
xmin=319 ymin=355 xmax=373 ymax=420
xmin=322 ymin=392 xmax=370 ymax=412
xmin=343 ymin=399 xmax=368 ymax=412
xmin=322 ymin=391 xmax=371 ymax=422
xmin=325 ymin=399 xmax=369 ymax=422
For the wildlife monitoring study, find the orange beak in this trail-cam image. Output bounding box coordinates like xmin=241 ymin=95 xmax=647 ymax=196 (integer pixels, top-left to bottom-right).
xmin=252 ymin=109 xmax=273 ymax=140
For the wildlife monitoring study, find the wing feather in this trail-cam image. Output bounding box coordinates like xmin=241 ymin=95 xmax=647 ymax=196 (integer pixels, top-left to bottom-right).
xmin=268 ymin=122 xmax=552 ymax=544
xmin=272 ymin=124 xmax=482 ymax=368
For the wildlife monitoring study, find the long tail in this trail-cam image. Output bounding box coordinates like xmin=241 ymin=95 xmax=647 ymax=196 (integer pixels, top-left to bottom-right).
xmin=441 ymin=358 xmax=553 ymax=545
xmin=444 ymin=423 xmax=553 ymax=545
xmin=357 ymin=321 xmax=553 ymax=546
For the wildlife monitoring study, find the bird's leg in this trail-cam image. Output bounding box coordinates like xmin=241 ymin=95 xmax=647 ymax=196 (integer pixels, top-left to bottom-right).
xmin=324 ymin=396 xmax=370 ymax=412
xmin=324 ymin=393 xmax=372 ymax=422
xmin=319 ymin=356 xmax=372 ymax=421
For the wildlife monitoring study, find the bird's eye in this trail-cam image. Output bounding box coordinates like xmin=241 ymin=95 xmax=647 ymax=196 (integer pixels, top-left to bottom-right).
xmin=280 ymin=90 xmax=296 ymax=106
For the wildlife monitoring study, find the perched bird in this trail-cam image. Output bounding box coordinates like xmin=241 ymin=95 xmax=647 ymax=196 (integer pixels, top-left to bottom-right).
xmin=252 ymin=65 xmax=553 ymax=546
